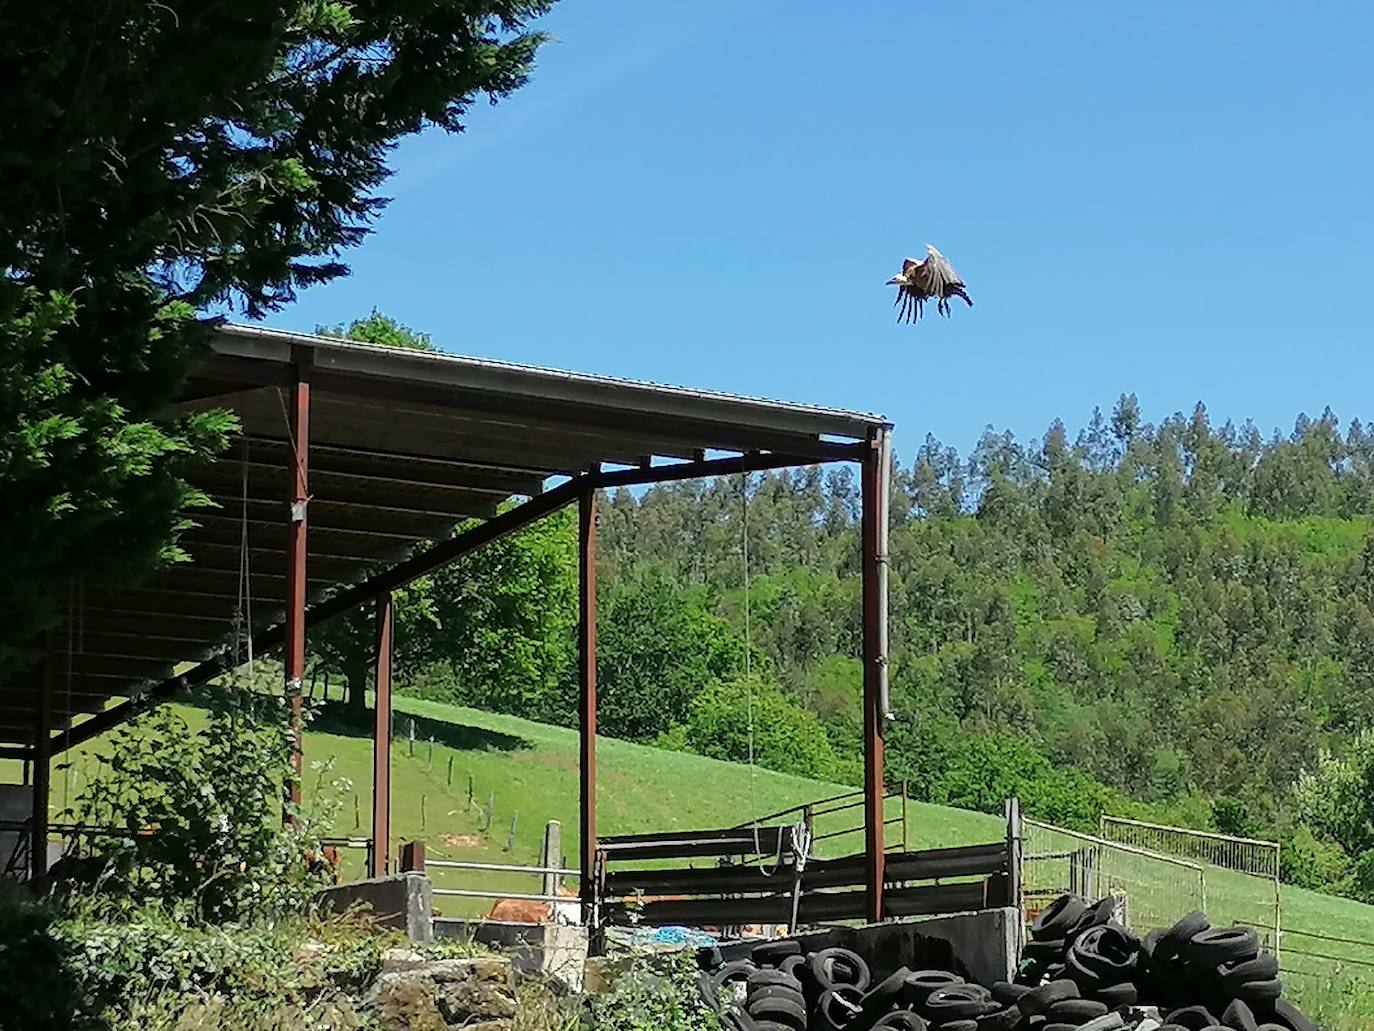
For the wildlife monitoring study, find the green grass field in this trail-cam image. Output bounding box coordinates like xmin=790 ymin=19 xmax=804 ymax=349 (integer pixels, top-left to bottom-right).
xmin=10 ymin=692 xmax=1374 ymax=1024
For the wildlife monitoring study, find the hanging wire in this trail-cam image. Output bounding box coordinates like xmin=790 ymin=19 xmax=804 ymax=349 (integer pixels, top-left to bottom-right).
xmin=63 ymin=581 xmax=74 ymax=817
xmin=233 ymin=433 xmax=255 ymax=679
xmin=739 ymin=465 xmax=781 ymax=876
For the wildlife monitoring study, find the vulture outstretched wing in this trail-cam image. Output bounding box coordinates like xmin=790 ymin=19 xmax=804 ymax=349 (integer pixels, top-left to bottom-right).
xmin=889 ymin=245 xmax=973 ymax=322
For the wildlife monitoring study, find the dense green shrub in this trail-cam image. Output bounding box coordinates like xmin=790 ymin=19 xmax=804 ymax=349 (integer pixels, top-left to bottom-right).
xmin=585 ymin=951 xmax=718 ymax=1031
xmin=669 ymin=677 xmax=843 ymax=780
xmin=68 ymin=686 xmax=343 ymax=922
xmin=0 ymin=886 xmax=481 ymax=1031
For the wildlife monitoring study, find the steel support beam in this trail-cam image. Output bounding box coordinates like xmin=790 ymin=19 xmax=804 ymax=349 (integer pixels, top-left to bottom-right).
xmin=284 ymin=367 xmax=310 ymax=815
xmin=861 ymin=432 xmax=888 ymax=923
xmin=31 ymin=646 xmax=52 ymax=880
xmin=578 ymin=473 xmax=599 ymax=921
xmin=54 ymin=475 xmax=589 ymax=755
xmin=372 ymin=592 xmax=394 ymax=878
xmin=592 ymin=443 xmax=866 ymax=490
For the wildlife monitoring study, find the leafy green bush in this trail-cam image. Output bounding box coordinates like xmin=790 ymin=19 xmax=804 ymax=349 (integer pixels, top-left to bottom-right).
xmin=586 ymin=951 xmax=718 ymax=1031
xmin=673 ymin=676 xmax=842 ymax=780
xmin=67 ymin=686 xmax=344 ymax=922
xmin=0 ymin=886 xmax=483 ymax=1031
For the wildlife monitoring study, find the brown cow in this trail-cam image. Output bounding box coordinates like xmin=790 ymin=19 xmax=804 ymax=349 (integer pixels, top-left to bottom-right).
xmin=487 ymin=883 xmax=580 ymax=925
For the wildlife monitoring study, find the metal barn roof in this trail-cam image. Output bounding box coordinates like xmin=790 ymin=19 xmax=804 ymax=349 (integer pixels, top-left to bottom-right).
xmin=3 ymin=324 xmax=888 ymax=751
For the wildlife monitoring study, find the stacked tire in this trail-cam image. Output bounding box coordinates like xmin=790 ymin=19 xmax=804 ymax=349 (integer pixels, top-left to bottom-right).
xmin=1012 ymin=895 xmax=1320 ymax=1031
xmin=699 ymin=943 xmax=1025 ymax=1031
xmin=696 ymin=898 xmax=1322 ymax=1031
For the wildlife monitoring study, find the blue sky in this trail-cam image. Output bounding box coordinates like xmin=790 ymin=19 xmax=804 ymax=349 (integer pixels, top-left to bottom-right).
xmin=264 ymin=1 xmax=1374 ymax=461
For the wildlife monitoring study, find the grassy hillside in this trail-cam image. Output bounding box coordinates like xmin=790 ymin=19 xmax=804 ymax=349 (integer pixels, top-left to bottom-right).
xmin=11 ymin=693 xmax=1374 ymax=1024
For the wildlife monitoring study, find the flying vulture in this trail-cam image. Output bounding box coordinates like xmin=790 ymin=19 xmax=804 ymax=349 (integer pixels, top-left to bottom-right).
xmin=888 ymin=245 xmax=973 ymax=322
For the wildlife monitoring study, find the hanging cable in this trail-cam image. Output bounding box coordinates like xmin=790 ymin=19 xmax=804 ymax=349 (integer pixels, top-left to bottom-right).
xmin=739 ymin=464 xmax=782 ymax=876
xmin=233 ymin=433 xmax=255 ymax=680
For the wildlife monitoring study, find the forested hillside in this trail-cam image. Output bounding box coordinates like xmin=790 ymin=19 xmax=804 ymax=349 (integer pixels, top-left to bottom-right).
xmin=309 ymin=394 xmax=1374 ymax=904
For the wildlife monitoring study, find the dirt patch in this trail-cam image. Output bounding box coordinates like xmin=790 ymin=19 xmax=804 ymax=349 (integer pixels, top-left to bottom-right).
xmin=440 ymin=834 xmax=484 ymax=849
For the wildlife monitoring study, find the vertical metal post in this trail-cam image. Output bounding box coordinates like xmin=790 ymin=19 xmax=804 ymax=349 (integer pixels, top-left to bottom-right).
xmin=372 ymin=591 xmax=394 ymax=878
xmin=30 ymin=645 xmax=52 ymax=880
xmin=861 ymin=433 xmax=887 ymax=922
xmin=284 ymin=367 xmax=310 ymax=818
xmin=578 ymin=474 xmax=599 ymax=921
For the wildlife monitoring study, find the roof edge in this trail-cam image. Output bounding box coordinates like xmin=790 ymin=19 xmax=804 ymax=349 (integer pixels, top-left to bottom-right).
xmin=212 ymin=324 xmax=892 ymax=442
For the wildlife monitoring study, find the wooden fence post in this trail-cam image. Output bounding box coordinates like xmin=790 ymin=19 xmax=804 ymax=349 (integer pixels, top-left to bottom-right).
xmin=1005 ymin=796 xmax=1024 ymax=950
xmin=542 ymin=820 xmax=563 ymax=896
xmin=399 ymin=840 xmax=426 ymax=873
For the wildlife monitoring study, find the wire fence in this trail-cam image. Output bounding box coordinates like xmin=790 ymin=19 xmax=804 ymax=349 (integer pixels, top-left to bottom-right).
xmin=1022 ymin=818 xmax=1205 ymax=933
xmin=1099 ymin=816 xmax=1281 ymax=955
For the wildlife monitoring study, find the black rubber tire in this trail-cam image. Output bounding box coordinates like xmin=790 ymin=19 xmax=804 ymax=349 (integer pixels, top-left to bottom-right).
xmin=811 ymin=947 xmax=872 ymax=992
xmin=1043 ymin=963 xmax=1068 ymax=982
xmin=1234 ymin=977 xmax=1283 ymax=1005
xmin=814 ymin=986 xmax=864 ymax=1031
xmin=1018 ymin=979 xmax=1080 ymax=1017
xmin=990 ymin=982 xmax=1031 ymax=1006
xmin=1142 ymin=928 xmax=1164 ymax=960
xmin=1268 ymin=999 xmax=1319 ymax=1031
xmin=1156 ymin=911 xmax=1211 ymax=963
xmin=857 ymin=968 xmax=914 ymax=1023
xmin=1046 ymin=997 xmax=1110 ymax=1021
xmin=1257 ymin=1026 xmax=1290 ymax=1031
xmin=779 ymin=954 xmax=807 ymax=977
xmin=1041 ymin=1025 xmax=1077 ymax=1031
xmin=1071 ymin=924 xmax=1140 ymax=979
xmin=753 ymin=940 xmax=803 ymax=967
xmin=721 ymin=1005 xmax=760 ymax=1031
xmin=1071 ymin=897 xmax=1119 ymax=935
xmin=754 ymin=1022 xmax=793 ymax=1031
xmin=748 ymin=970 xmax=805 ymax=993
xmin=1188 ymin=927 xmax=1260 ymax=966
xmin=923 ymin=984 xmax=995 ymax=1021
xmin=1064 ymin=947 xmax=1106 ymax=990
xmin=873 ymin=1012 xmax=928 ymax=1031
xmin=699 ymin=971 xmax=721 ymax=1012
xmin=700 ymin=945 xmax=725 ymax=971
xmin=1031 ymin=895 xmax=1090 ymax=942
xmin=746 ymin=984 xmax=807 ymax=1008
xmin=1078 ymin=1016 xmax=1126 ymax=1031
xmin=747 ymin=996 xmax=808 ymax=1031
xmin=1089 ymin=982 xmax=1138 ymax=1008
xmin=974 ymin=1008 xmax=1021 ymax=1031
xmin=712 ymin=960 xmax=758 ymax=994
xmin=1165 ymin=1006 xmax=1221 ymax=1031
xmin=1023 ymin=938 xmax=1068 ymax=963
xmin=1222 ymin=999 xmax=1260 ymax=1031
xmin=1220 ymin=953 xmax=1280 ymax=986
xmin=905 ymin=970 xmax=965 ymax=1008
xmin=937 ymin=1022 xmax=978 ymax=1031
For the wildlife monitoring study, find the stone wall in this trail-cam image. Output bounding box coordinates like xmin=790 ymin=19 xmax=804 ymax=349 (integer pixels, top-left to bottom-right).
xmin=369 ymin=951 xmax=517 ymax=1031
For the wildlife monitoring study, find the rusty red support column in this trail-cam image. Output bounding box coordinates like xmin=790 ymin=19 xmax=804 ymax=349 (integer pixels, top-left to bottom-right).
xmin=372 ymin=592 xmax=394 ymax=878
xmin=284 ymin=365 xmax=310 ymax=818
xmin=578 ymin=472 xmax=599 ymax=920
xmin=861 ymin=432 xmax=889 ymax=923
xmin=30 ymin=642 xmax=52 ymax=880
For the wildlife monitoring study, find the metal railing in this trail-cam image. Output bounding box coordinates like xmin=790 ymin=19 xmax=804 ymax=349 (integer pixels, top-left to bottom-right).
xmin=735 ymin=782 xmax=911 ymax=854
xmin=426 ymin=858 xmax=580 ymax=903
